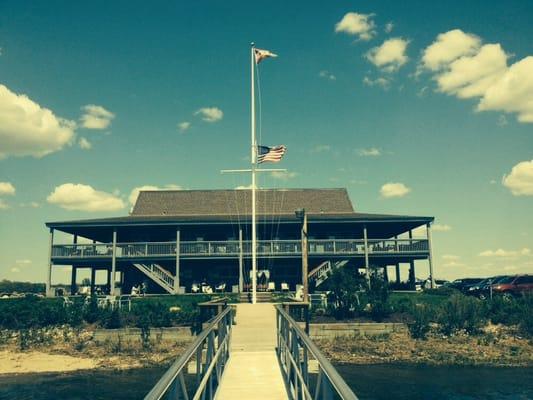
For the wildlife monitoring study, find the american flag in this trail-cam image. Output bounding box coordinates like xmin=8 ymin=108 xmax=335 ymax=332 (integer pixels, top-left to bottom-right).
xmin=257 ymin=145 xmax=286 ymax=163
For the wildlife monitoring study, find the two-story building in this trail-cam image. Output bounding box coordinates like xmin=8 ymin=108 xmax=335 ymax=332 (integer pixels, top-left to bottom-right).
xmin=45 ymin=188 xmax=435 ymax=296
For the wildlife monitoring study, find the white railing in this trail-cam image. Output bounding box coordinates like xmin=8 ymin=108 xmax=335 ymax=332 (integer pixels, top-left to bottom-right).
xmin=52 ymin=238 xmax=429 ymax=259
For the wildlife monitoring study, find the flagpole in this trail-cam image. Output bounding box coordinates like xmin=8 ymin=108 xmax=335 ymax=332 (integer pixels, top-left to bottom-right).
xmin=251 ymin=42 xmax=257 ymax=305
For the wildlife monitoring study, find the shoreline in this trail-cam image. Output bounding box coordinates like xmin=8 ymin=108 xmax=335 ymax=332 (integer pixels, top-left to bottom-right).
xmin=317 ymin=330 xmax=533 ymax=368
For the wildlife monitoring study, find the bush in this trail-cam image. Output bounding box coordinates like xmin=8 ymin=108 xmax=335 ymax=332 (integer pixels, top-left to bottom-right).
xmin=367 ymin=273 xmax=392 ymax=322
xmin=325 ymin=268 xmax=366 ymax=319
xmin=518 ymin=294 xmax=533 ymax=337
xmin=438 ymin=294 xmax=486 ymax=335
xmin=408 ymin=304 xmax=433 ymax=339
xmin=104 ymin=308 xmax=123 ymax=329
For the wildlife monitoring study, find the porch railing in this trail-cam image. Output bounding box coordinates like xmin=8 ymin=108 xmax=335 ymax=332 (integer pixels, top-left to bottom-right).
xmin=52 ymin=238 xmax=429 ymax=259
xmin=276 ymin=305 xmax=358 ymax=400
xmin=144 ymin=306 xmax=233 ymax=400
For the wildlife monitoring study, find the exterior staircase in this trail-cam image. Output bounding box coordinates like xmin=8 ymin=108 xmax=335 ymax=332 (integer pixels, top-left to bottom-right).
xmin=308 ymin=259 xmax=349 ymax=287
xmin=132 ymin=263 xmax=175 ymax=294
xmin=239 ymin=291 xmax=273 ymax=303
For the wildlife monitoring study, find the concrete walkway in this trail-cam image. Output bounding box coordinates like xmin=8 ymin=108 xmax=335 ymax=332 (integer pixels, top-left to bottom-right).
xmin=216 ymin=303 xmax=288 ymax=399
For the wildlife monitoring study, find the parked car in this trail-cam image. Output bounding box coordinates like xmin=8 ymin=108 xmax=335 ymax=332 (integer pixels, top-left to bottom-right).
xmin=492 ymin=274 xmax=533 ymax=299
xmin=446 ymin=278 xmax=484 ymax=293
xmin=466 ymin=275 xmax=508 ymax=299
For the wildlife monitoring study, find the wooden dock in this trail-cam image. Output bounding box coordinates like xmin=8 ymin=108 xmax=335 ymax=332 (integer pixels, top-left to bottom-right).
xmin=215 ymin=303 xmax=288 ymax=399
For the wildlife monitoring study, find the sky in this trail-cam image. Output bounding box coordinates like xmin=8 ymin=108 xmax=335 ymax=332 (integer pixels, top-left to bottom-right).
xmin=0 ymin=0 xmax=532 ymax=283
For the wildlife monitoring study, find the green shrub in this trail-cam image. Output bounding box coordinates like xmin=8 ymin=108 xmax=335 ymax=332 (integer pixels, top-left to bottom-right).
xmin=325 ymin=268 xmax=366 ymax=319
xmin=518 ymin=293 xmax=533 ymax=337
xmin=408 ymin=304 xmax=433 ymax=339
xmin=367 ymin=273 xmax=392 ymax=322
xmin=438 ymin=294 xmax=486 ymax=335
xmin=104 ymin=308 xmax=123 ymax=329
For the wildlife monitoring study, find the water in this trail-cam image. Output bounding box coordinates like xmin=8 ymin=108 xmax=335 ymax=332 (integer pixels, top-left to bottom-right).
xmin=336 ymin=364 xmax=533 ymax=400
xmin=0 ymin=364 xmax=531 ymax=399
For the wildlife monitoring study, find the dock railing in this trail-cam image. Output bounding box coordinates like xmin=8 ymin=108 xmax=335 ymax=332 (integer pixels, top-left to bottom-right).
xmin=276 ymin=305 xmax=358 ymax=400
xmin=144 ymin=305 xmax=233 ymax=400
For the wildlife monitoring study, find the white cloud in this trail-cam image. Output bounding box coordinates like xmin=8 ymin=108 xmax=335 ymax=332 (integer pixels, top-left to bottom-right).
xmin=479 ymin=248 xmax=530 ymax=257
xmin=366 ymin=38 xmax=409 ymax=72
xmin=334 ymin=12 xmax=376 ymax=41
xmin=319 ymin=70 xmax=336 ymax=81
xmin=0 ymin=199 xmax=9 ymax=210
xmin=80 ymin=104 xmax=115 ymax=130
xmin=384 ymin=22 xmax=394 ymax=33
xmin=194 ymin=107 xmax=223 ymax=123
xmin=357 ymin=147 xmax=381 ymax=156
xmin=19 ymin=201 xmax=40 ymax=208
xmin=442 ymin=254 xmax=460 ymax=261
xmin=380 ymin=182 xmax=410 ymax=198
xmin=271 ymin=171 xmax=298 ymax=181
xmin=0 ymin=84 xmax=75 ymax=158
xmin=502 ymin=160 xmax=533 ymax=196
xmin=363 ymin=76 xmax=390 ymax=89
xmin=310 ymin=144 xmax=331 ymax=153
xmin=477 ymin=56 xmax=533 ymax=122
xmin=129 ymin=184 xmax=182 ymax=205
xmin=0 ymin=182 xmax=15 ymax=195
xmin=435 ymin=44 xmax=508 ymax=98
xmin=16 ymin=259 xmax=32 ymax=265
xmin=420 ymin=30 xmax=533 ymax=123
xmin=235 ymin=184 xmax=253 ymax=190
xmin=421 ymin=29 xmax=481 ymax=71
xmin=47 ymin=183 xmax=125 ymax=212
xmin=433 ymin=224 xmax=452 ymax=232
xmin=178 ymin=121 xmax=191 ymax=132
xmin=78 ymin=137 xmax=92 ymax=150
xmin=10 ymin=267 xmax=20 ymax=273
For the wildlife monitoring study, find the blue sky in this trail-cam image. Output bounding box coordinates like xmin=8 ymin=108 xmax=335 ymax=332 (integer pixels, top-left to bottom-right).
xmin=0 ymin=0 xmax=532 ymax=283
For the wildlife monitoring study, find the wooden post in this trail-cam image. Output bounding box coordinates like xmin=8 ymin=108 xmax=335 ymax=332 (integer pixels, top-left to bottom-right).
xmin=395 ymin=263 xmax=401 ymax=283
xmin=90 ymin=267 xmax=96 ymax=295
xmin=111 ymin=229 xmax=117 ymax=296
xmin=409 ymin=230 xmax=415 ymax=289
xmin=46 ymin=228 xmax=54 ymax=297
xmin=70 ymin=234 xmax=78 ymax=295
xmin=239 ymin=228 xmax=244 ymax=293
xmin=427 ymin=223 xmax=435 ymax=289
xmin=363 ymin=225 xmax=370 ymax=287
xmin=302 ymin=212 xmax=309 ymax=303
xmin=383 ymin=265 xmax=389 ymax=282
xmin=71 ymin=267 xmax=77 ymax=295
xmin=175 ymin=229 xmax=180 ymax=294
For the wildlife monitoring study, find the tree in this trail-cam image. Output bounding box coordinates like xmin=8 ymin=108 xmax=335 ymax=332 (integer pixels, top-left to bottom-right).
xmin=325 ymin=268 xmax=366 ymax=319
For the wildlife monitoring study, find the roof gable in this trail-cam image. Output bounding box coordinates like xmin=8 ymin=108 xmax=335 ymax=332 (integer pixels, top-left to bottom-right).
xmin=131 ymin=188 xmax=355 ymax=216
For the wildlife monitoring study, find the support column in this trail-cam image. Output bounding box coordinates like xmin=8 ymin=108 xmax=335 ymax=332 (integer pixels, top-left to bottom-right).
xmin=238 ymin=228 xmax=244 ymax=293
xmin=110 ymin=229 xmax=117 ymax=296
xmin=395 ymin=263 xmax=401 ymax=284
xmin=70 ymin=234 xmax=78 ymax=295
xmin=46 ymin=228 xmax=54 ymax=297
xmin=409 ymin=230 xmax=415 ymax=289
xmin=363 ymin=225 xmax=370 ymax=287
xmin=383 ymin=265 xmax=389 ymax=282
xmin=107 ymin=269 xmax=111 ymax=293
xmin=174 ymin=229 xmax=180 ymax=294
xmin=71 ymin=267 xmax=77 ymax=295
xmin=427 ymin=223 xmax=435 ymax=289
xmin=90 ymin=267 xmax=96 ymax=295
xmin=301 ymin=212 xmax=309 ymax=303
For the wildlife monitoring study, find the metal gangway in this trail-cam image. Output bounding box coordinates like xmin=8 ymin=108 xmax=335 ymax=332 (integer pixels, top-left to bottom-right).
xmin=144 ymin=303 xmax=358 ymax=400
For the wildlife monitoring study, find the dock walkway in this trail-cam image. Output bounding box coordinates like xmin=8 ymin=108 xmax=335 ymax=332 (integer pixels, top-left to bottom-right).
xmin=215 ymin=303 xmax=288 ymax=399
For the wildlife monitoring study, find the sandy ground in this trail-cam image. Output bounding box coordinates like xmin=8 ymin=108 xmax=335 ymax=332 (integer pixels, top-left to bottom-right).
xmin=0 ymin=350 xmax=98 ymax=374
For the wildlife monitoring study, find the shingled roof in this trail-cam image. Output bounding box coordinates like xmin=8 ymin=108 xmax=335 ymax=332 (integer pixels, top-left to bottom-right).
xmin=131 ymin=188 xmax=354 ymax=217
